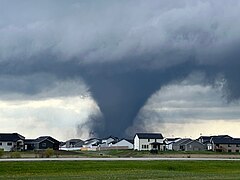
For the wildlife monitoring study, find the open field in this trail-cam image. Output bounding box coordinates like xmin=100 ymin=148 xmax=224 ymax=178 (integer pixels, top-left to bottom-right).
xmin=2 ymin=149 xmax=240 ymax=159
xmin=0 ymin=160 xmax=240 ymax=179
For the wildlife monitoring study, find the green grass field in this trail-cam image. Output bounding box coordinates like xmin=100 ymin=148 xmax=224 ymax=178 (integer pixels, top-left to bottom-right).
xmin=2 ymin=149 xmax=240 ymax=159
xmin=0 ymin=160 xmax=240 ymax=179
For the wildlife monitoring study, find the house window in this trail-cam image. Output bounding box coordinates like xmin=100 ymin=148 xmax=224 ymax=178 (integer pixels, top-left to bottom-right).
xmin=142 ymin=145 xmax=148 ymax=149
xmin=0 ymin=142 xmax=2 ymax=146
xmin=237 ymin=144 xmax=240 ymax=147
xmin=228 ymin=150 xmax=232 ymax=153
xmin=42 ymin=143 xmax=46 ymax=147
xmin=148 ymin=139 xmax=150 ymax=142
xmin=228 ymin=144 xmax=231 ymax=147
xmin=236 ymin=150 xmax=239 ymax=153
xmin=7 ymin=142 xmax=12 ymax=146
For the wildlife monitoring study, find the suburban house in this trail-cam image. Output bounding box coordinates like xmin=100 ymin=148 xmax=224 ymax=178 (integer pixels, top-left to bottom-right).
xmin=134 ymin=133 xmax=164 ymax=151
xmin=164 ymin=138 xmax=181 ymax=150
xmin=64 ymin=139 xmax=84 ymax=148
xmin=110 ymin=139 xmax=133 ymax=149
xmin=197 ymin=136 xmax=215 ymax=150
xmin=172 ymin=139 xmax=192 ymax=151
xmin=82 ymin=138 xmax=101 ymax=151
xmin=59 ymin=139 xmax=84 ymax=151
xmin=34 ymin=136 xmax=60 ymax=150
xmin=210 ymin=135 xmax=240 ymax=152
xmin=172 ymin=138 xmax=205 ymax=151
xmin=100 ymin=136 xmax=118 ymax=147
xmin=25 ymin=136 xmax=60 ymax=150
xmin=197 ymin=135 xmax=240 ymax=152
xmin=24 ymin=139 xmax=35 ymax=151
xmin=181 ymin=140 xmax=205 ymax=151
xmin=0 ymin=133 xmax=25 ymax=151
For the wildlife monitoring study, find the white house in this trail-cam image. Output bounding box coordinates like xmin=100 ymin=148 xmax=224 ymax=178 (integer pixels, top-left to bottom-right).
xmin=134 ymin=133 xmax=164 ymax=151
xmin=82 ymin=138 xmax=101 ymax=151
xmin=100 ymin=136 xmax=118 ymax=147
xmin=0 ymin=133 xmax=25 ymax=151
xmin=111 ymin=139 xmax=133 ymax=149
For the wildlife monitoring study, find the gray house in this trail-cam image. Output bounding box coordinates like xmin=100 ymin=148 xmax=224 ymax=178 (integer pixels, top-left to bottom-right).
xmin=25 ymin=136 xmax=60 ymax=151
xmin=196 ymin=136 xmax=213 ymax=150
xmin=210 ymin=135 xmax=240 ymax=152
xmin=164 ymin=138 xmax=181 ymax=150
xmin=173 ymin=138 xmax=205 ymax=151
xmin=0 ymin=133 xmax=25 ymax=151
xmin=34 ymin=136 xmax=60 ymax=150
xmin=59 ymin=139 xmax=84 ymax=150
xmin=182 ymin=140 xmax=205 ymax=151
xmin=172 ymin=139 xmax=191 ymax=151
xmin=64 ymin=139 xmax=84 ymax=148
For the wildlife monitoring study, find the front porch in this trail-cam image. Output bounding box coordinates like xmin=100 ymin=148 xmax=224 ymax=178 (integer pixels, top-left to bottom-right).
xmin=150 ymin=142 xmax=165 ymax=151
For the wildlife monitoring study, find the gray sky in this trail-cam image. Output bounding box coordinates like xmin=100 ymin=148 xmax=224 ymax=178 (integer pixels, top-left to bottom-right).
xmin=1 ymin=0 xmax=240 ymax=140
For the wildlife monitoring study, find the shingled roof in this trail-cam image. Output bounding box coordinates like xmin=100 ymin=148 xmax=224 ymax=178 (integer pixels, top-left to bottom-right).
xmin=34 ymin=136 xmax=59 ymax=143
xmin=0 ymin=133 xmax=25 ymax=142
xmin=135 ymin=133 xmax=163 ymax=139
xmin=211 ymin=136 xmax=240 ymax=145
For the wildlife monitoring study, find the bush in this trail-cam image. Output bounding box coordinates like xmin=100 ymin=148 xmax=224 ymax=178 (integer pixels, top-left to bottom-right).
xmin=0 ymin=149 xmax=4 ymax=158
xmin=44 ymin=148 xmax=54 ymax=158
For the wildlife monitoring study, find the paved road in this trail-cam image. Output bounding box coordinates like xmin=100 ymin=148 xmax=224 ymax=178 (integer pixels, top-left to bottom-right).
xmin=1 ymin=157 xmax=240 ymax=162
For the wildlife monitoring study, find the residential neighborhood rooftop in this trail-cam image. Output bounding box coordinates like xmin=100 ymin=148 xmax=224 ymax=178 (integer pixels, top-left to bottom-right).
xmin=135 ymin=133 xmax=163 ymax=139
xmin=0 ymin=133 xmax=25 ymax=142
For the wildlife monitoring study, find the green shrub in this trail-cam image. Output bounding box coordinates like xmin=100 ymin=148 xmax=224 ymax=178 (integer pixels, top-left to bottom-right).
xmin=44 ymin=148 xmax=54 ymax=158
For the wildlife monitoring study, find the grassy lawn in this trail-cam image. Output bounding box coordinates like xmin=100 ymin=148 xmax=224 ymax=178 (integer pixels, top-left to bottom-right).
xmin=0 ymin=160 xmax=240 ymax=179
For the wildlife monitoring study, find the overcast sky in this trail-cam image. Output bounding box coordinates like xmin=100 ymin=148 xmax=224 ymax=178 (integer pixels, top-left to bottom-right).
xmin=1 ymin=0 xmax=240 ymax=140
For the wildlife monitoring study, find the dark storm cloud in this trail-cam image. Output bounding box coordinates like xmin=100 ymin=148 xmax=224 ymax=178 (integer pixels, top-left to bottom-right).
xmin=1 ymin=0 xmax=240 ymax=137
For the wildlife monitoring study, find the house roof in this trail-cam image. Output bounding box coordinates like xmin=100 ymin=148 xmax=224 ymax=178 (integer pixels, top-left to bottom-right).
xmin=83 ymin=138 xmax=101 ymax=145
xmin=102 ymin=136 xmax=118 ymax=141
xmin=112 ymin=138 xmax=133 ymax=145
xmin=179 ymin=139 xmax=193 ymax=146
xmin=125 ymin=139 xmax=134 ymax=144
xmin=184 ymin=140 xmax=204 ymax=146
xmin=34 ymin=136 xmax=59 ymax=144
xmin=135 ymin=133 xmax=163 ymax=139
xmin=197 ymin=136 xmax=212 ymax=143
xmin=34 ymin=136 xmax=51 ymax=143
xmin=165 ymin=138 xmax=181 ymax=141
xmin=60 ymin=142 xmax=66 ymax=146
xmin=74 ymin=140 xmax=84 ymax=147
xmin=173 ymin=138 xmax=192 ymax=146
xmin=0 ymin=133 xmax=25 ymax=142
xmin=211 ymin=136 xmax=240 ymax=144
xmin=66 ymin=139 xmax=83 ymax=143
xmin=24 ymin=139 xmax=35 ymax=144
xmin=164 ymin=138 xmax=181 ymax=145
